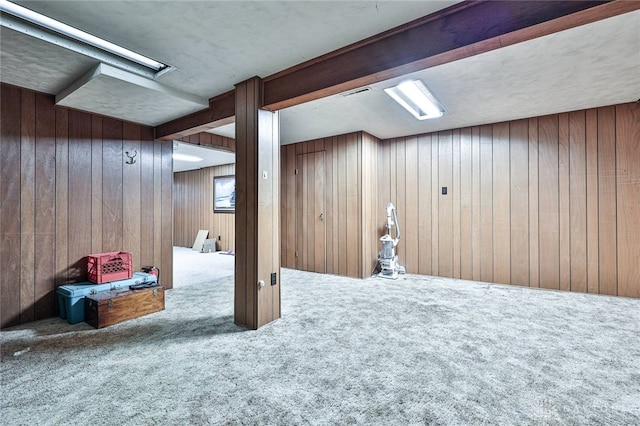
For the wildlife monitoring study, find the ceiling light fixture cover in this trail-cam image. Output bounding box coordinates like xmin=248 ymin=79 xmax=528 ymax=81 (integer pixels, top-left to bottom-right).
xmin=0 ymin=0 xmax=167 ymax=71
xmin=384 ymin=79 xmax=445 ymax=120
xmin=173 ymin=153 xmax=204 ymax=163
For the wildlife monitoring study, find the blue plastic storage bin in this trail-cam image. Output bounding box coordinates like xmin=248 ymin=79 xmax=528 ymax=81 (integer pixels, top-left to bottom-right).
xmin=56 ymin=272 xmax=157 ymax=324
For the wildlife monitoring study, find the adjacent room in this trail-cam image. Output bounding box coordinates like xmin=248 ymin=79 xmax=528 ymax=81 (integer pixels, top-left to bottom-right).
xmin=1 ymin=1 xmax=639 ymax=424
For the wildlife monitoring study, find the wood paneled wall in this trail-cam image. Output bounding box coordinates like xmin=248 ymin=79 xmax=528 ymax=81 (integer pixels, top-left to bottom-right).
xmin=379 ymin=103 xmax=639 ymax=298
xmin=0 ymin=83 xmax=173 ymax=329
xmin=173 ymin=164 xmax=236 ymax=251
xmin=281 ymin=132 xmax=379 ymax=278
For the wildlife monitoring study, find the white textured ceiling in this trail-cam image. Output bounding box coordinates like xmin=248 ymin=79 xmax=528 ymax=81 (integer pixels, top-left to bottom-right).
xmin=1 ymin=1 xmax=639 ymax=167
xmin=2 ymin=0 xmax=459 ymax=126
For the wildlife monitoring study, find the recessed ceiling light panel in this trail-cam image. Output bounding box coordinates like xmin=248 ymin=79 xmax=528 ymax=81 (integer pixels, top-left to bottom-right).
xmin=384 ymin=79 xmax=445 ymax=120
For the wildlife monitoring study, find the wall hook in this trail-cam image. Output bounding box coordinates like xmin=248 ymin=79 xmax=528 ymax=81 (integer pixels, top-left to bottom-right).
xmin=125 ymin=150 xmax=137 ymax=165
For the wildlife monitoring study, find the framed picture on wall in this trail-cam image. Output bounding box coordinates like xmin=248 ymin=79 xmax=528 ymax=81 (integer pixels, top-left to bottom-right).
xmin=213 ymin=175 xmax=236 ymax=213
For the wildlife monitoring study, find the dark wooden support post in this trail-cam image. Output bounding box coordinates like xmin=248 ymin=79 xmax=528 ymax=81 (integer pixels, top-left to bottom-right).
xmin=234 ymin=77 xmax=281 ymax=329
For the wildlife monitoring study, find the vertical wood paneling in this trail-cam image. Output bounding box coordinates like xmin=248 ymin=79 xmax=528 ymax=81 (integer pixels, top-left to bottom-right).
xmin=616 ymin=103 xmax=640 ymax=298
xmin=34 ymin=93 xmax=56 ymax=319
xmin=55 ymin=107 xmax=69 ymax=289
xmin=459 ymin=128 xmax=473 ymax=279
xmin=528 ymin=118 xmax=540 ymax=288
xmin=471 ymin=127 xmax=481 ymax=280
xmin=102 ymin=118 xmax=123 ymax=252
xmin=361 ymin=133 xmax=379 ymax=276
xmin=1 ymin=84 xmax=171 ymax=328
xmin=173 ymin=162 xmax=237 ymax=251
xmin=405 ymin=136 xmax=419 ymax=273
xmin=20 ymin=90 xmax=36 ymax=322
xmin=452 ymin=130 xmax=461 ymax=279
xmin=123 ymin=123 xmax=142 ymax=272
xmin=140 ymin=137 xmax=155 ymax=267
xmin=395 ymin=138 xmax=406 ymax=273
xmin=91 ymin=116 xmax=103 ymax=254
xmin=314 ymin=151 xmax=326 ymax=273
xmin=417 ymin=134 xmax=432 ymax=275
xmin=330 ymin=137 xmax=339 ymax=274
xmin=479 ymin=125 xmax=493 ymax=282
xmin=280 ymin=131 xmax=376 ymax=278
xmin=431 ymin=134 xmax=440 ymax=275
xmin=275 ymin=103 xmax=639 ymax=300
xmin=492 ymin=122 xmax=510 ymax=284
xmin=233 ymin=81 xmax=248 ymax=326
xmin=68 ymin=110 xmax=93 ymax=282
xmin=1 ymin=84 xmax=22 ymax=327
xmin=510 ymin=119 xmax=529 ymax=286
xmin=346 ymin=133 xmax=359 ymax=277
xmin=585 ymin=109 xmax=599 ymax=294
xmin=558 ymin=113 xmax=571 ymax=292
xmin=538 ymin=115 xmax=560 ymax=289
xmin=438 ymin=131 xmax=453 ymax=277
xmin=569 ymin=110 xmax=587 ymax=292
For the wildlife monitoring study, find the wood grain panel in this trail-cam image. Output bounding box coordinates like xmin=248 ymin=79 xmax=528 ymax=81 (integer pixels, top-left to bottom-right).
xmin=438 ymin=131 xmax=453 ymax=277
xmin=234 ymin=80 xmax=248 ymax=327
xmin=510 ymin=119 xmax=529 ymax=287
xmin=615 ymin=103 xmax=640 ymax=298
xmin=346 ymin=133 xmax=359 ymax=277
xmin=34 ymin=93 xmax=56 ymax=319
xmin=569 ymin=110 xmax=587 ymax=292
xmin=102 ymin=118 xmax=124 ymax=252
xmin=585 ymin=109 xmax=599 ymax=294
xmin=330 ymin=137 xmax=340 ymax=274
xmin=431 ymin=134 xmax=440 ymax=275
xmin=492 ymin=122 xmax=510 ymax=284
xmin=395 ymin=138 xmax=407 ymax=273
xmin=528 ymin=118 xmax=540 ymax=288
xmin=479 ymin=125 xmax=493 ymax=282
xmin=452 ymin=130 xmax=461 ymax=279
xmin=20 ymin=89 xmax=36 ymax=322
xmin=123 ymin=123 xmax=142 ymax=272
xmin=91 ymin=116 xmax=103 ymax=254
xmin=0 ymin=84 xmax=22 ymax=327
xmin=558 ymin=113 xmax=571 ymax=291
xmin=459 ymin=128 xmax=473 ymax=279
xmin=68 ymin=110 xmax=93 ymax=282
xmin=417 ymin=134 xmax=432 ymax=275
xmin=471 ymin=127 xmax=481 ymax=280
xmin=405 ymin=136 xmax=419 ymax=274
xmin=140 ymin=138 xmax=155 ymax=267
xmin=55 ymin=107 xmax=69 ymax=290
xmin=537 ymin=115 xmax=560 ymax=290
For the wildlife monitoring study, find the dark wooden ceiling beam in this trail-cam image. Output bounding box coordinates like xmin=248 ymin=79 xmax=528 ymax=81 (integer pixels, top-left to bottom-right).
xmin=155 ymin=0 xmax=636 ymax=140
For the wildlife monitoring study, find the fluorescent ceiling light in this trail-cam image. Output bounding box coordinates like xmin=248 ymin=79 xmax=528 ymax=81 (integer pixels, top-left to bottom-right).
xmin=173 ymin=153 xmax=203 ymax=163
xmin=0 ymin=0 xmax=167 ymax=71
xmin=384 ymin=79 xmax=445 ymax=120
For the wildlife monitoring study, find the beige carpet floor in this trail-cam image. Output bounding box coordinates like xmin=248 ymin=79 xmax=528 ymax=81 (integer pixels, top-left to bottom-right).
xmin=1 ymin=247 xmax=639 ymax=425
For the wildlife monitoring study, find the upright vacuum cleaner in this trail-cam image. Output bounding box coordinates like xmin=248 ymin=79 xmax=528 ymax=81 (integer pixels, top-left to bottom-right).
xmin=372 ymin=202 xmax=406 ymax=279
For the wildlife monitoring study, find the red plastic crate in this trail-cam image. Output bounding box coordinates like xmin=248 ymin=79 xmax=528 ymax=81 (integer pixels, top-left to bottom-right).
xmin=87 ymin=251 xmax=133 ymax=283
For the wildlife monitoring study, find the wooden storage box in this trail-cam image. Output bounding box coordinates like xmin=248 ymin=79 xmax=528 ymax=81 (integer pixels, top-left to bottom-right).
xmin=85 ymin=286 xmax=165 ymax=329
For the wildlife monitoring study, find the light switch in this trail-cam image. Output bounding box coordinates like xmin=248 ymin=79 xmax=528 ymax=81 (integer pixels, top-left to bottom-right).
xmin=262 ymin=170 xmax=268 ymax=179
